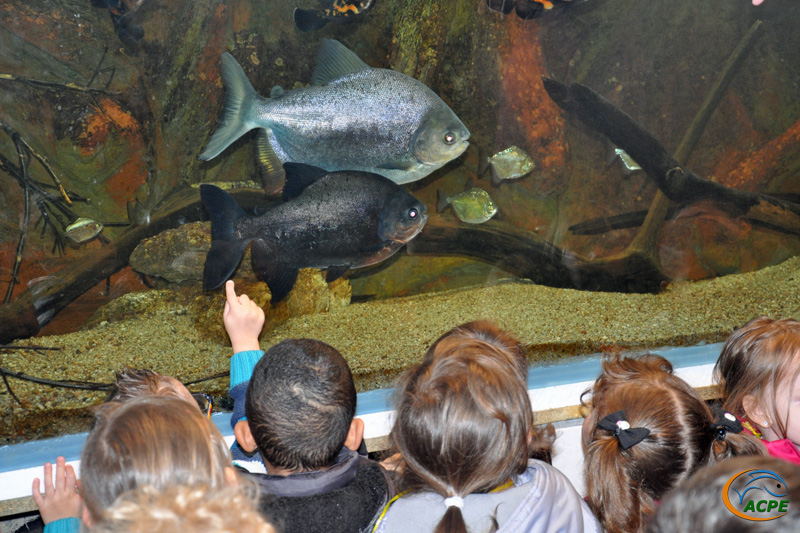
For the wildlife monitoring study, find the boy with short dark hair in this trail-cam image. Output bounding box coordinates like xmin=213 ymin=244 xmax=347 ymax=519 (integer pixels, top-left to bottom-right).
xmin=223 ymin=280 xmax=394 ymax=533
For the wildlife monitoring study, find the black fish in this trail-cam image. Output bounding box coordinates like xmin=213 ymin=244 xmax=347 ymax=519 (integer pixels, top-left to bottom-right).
xmin=485 ymin=0 xmax=585 ymax=19
xmin=294 ymin=0 xmax=376 ymax=32
xmin=201 ymin=164 xmax=427 ymax=302
xmin=91 ymin=0 xmax=146 ymax=49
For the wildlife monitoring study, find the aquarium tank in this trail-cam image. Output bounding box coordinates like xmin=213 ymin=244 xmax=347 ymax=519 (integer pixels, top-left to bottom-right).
xmin=1 ymin=0 xmax=799 ymax=444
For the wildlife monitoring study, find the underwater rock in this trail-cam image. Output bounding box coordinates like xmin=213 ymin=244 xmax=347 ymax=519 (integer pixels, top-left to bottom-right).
xmin=127 ymin=221 xmax=351 ymax=340
xmin=129 ymin=222 xmax=255 ymax=284
xmin=264 ymin=270 xmax=352 ymax=331
xmin=192 ymin=271 xmax=351 ymax=342
xmin=129 ymin=221 xmax=352 ymax=301
xmin=657 ymin=203 xmax=752 ymax=280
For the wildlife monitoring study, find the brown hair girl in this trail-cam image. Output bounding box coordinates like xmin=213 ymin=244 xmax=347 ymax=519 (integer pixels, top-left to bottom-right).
xmin=582 ymin=354 xmax=764 ymax=533
xmin=714 ymin=316 xmax=800 ymax=443
xmin=389 ymin=325 xmax=555 ymax=533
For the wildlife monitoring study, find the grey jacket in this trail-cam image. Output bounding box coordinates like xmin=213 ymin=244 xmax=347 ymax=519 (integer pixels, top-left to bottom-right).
xmin=374 ymin=459 xmax=600 ymax=533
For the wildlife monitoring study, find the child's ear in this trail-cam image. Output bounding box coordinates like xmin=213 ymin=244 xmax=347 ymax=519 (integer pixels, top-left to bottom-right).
xmin=344 ymin=417 xmax=365 ymax=452
xmin=743 ymin=394 xmax=770 ymax=427
xmin=224 ymin=466 xmax=240 ymax=488
xmin=234 ymin=420 xmax=258 ymax=453
xmin=82 ymin=505 xmax=94 ymax=528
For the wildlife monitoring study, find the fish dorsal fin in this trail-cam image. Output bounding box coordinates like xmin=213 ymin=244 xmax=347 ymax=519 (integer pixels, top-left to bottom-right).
xmin=311 ymin=39 xmax=370 ymax=86
xmin=282 ymin=163 xmax=330 ymax=200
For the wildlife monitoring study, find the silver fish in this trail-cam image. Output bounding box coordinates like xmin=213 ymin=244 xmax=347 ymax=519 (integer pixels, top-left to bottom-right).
xmin=606 ymin=147 xmax=642 ymax=175
xmin=200 ymin=40 xmax=470 ymax=185
xmin=437 ymin=180 xmax=497 ymax=224
xmin=126 ymin=198 xmax=151 ymax=226
xmin=65 ymin=218 xmax=103 ymax=244
xmin=488 ymin=145 xmax=535 ymax=186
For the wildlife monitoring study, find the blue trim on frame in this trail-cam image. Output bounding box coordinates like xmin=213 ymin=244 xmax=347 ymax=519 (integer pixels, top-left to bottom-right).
xmin=0 ymin=342 xmax=724 ymax=474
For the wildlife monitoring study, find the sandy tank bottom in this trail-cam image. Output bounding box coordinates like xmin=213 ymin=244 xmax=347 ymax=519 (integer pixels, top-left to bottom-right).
xmin=3 ymin=255 xmax=800 ymax=444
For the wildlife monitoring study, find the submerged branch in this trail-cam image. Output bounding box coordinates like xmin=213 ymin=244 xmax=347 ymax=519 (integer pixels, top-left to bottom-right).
xmin=543 ymin=77 xmax=800 ymax=233
xmin=407 ymin=215 xmax=666 ymax=293
xmin=0 ymin=364 xmax=227 ymax=397
xmin=4 ymin=133 xmax=31 ymax=304
xmin=0 ymin=186 xmax=269 ymax=344
xmin=0 ymin=72 xmax=120 ymax=96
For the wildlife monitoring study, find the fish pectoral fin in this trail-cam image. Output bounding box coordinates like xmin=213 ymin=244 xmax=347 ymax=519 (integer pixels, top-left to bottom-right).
xmin=325 ymin=265 xmax=350 ymax=283
xmin=293 ymin=7 xmax=329 ymax=32
xmin=255 ymin=129 xmax=286 ymax=195
xmin=203 ymin=238 xmax=250 ymax=291
xmin=282 ymin=163 xmax=330 ymax=200
xmin=311 ymin=39 xmax=371 ymax=85
xmin=250 ymin=240 xmax=298 ymax=304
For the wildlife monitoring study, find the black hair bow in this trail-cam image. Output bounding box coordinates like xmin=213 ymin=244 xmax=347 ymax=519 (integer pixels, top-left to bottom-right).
xmin=712 ymin=411 xmax=744 ymax=441
xmin=597 ymin=410 xmax=650 ymax=450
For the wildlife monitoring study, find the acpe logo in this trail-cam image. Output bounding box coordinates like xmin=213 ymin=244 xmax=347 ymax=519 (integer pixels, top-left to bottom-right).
xmin=723 ymin=469 xmax=789 ymax=521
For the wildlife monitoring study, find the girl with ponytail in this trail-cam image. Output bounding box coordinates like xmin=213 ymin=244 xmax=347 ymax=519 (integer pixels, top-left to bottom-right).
xmin=581 ymin=354 xmax=765 ymax=533
xmin=374 ymin=322 xmax=599 ymax=533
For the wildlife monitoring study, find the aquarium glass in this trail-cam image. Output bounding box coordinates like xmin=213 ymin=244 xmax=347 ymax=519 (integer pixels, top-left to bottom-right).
xmin=1 ymin=0 xmax=799 ymax=443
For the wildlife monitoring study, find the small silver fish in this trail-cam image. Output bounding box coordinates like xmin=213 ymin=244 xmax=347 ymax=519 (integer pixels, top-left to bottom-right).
xmin=488 ymin=146 xmax=535 ymax=187
xmin=126 ymin=198 xmax=151 ymax=226
xmin=606 ymin=147 xmax=642 ymax=175
xmin=437 ymin=180 xmax=498 ymax=224
xmin=65 ymin=218 xmax=104 ymax=244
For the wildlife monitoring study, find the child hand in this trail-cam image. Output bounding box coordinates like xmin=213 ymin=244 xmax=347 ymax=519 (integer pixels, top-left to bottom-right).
xmin=32 ymin=456 xmax=83 ymax=524
xmin=224 ymin=280 xmax=265 ymax=353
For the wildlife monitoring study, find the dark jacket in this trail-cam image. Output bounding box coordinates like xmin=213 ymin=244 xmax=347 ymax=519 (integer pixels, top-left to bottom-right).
xmin=243 ymin=447 xmax=394 ymax=533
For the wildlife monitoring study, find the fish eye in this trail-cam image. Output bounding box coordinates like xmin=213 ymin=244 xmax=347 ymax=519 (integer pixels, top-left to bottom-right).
xmin=408 ymin=208 xmax=418 ymax=219
xmin=444 ymin=132 xmax=456 ymax=145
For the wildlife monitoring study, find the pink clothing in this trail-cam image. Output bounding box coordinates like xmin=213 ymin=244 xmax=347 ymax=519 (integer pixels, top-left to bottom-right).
xmin=764 ymin=438 xmax=800 ymax=466
xmin=738 ymin=415 xmax=800 ymax=466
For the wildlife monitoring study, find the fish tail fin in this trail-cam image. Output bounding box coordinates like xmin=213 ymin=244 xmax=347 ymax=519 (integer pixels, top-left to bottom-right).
xmin=293 ymin=8 xmax=329 ymax=32
xmin=436 ymin=190 xmax=451 ymax=213
xmin=200 ymin=53 xmax=263 ymax=161
xmin=200 ymin=185 xmax=250 ymax=290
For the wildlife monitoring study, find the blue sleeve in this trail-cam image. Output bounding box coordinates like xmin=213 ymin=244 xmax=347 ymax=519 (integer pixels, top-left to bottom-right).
xmin=229 ymin=350 xmax=263 ymax=430
xmin=230 ymin=350 xmax=263 ymax=390
xmin=44 ymin=517 xmax=81 ymax=533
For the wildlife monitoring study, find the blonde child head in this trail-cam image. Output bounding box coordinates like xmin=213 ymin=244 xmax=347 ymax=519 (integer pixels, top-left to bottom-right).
xmin=91 ymin=484 xmax=273 ymax=533
xmin=80 ymin=396 xmax=237 ymax=524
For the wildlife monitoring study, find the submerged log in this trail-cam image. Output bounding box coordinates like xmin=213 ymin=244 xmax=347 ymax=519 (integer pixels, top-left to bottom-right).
xmin=542 ymin=77 xmax=800 ymax=234
xmin=407 ymin=215 xmax=666 ymax=293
